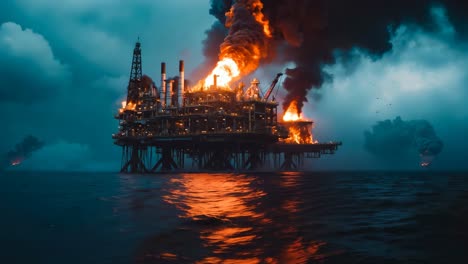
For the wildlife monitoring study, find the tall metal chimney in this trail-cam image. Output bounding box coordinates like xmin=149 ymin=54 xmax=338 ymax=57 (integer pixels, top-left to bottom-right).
xmin=160 ymin=62 xmax=166 ymax=108
xmin=168 ymin=80 xmax=174 ymax=107
xmin=179 ymin=60 xmax=184 ymax=108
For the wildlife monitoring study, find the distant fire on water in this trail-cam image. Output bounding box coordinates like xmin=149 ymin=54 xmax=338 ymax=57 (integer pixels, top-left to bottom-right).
xmin=10 ymin=158 xmax=22 ymax=166
xmin=1 ymin=135 xmax=43 ymax=171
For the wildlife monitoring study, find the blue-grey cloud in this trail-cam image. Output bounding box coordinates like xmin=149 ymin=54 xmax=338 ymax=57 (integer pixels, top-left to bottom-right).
xmin=364 ymin=116 xmax=443 ymax=166
xmin=0 ymin=22 xmax=70 ymax=103
xmin=308 ymin=8 xmax=468 ymax=170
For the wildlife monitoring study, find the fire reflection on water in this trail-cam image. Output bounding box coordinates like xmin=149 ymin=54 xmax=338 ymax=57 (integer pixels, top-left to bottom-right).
xmin=163 ymin=174 xmax=266 ymax=221
xmin=144 ymin=173 xmax=328 ymax=263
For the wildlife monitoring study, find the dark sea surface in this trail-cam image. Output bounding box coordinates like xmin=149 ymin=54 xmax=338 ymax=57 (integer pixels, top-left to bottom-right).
xmin=1 ymin=171 xmax=468 ymax=263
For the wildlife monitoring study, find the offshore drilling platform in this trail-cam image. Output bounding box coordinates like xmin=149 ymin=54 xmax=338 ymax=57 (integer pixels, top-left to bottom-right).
xmin=112 ymin=41 xmax=341 ymax=173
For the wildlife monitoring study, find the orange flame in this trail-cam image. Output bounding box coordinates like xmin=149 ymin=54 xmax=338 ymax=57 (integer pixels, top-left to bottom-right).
xmin=285 ymin=126 xmax=302 ymax=144
xmin=283 ymin=126 xmax=317 ymax=144
xmin=120 ymin=101 xmax=136 ymax=112
xmin=283 ymin=101 xmax=302 ymax=122
xmin=194 ymin=0 xmax=271 ymax=91
xmin=228 ymin=0 xmax=272 ymax=38
xmin=282 ymin=101 xmax=318 ymax=144
xmin=203 ymin=58 xmax=240 ymax=88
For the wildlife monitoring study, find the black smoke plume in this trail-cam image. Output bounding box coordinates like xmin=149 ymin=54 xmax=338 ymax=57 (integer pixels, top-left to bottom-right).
xmin=1 ymin=135 xmax=44 ymax=170
xmin=204 ymin=0 xmax=468 ymax=113
xmin=364 ymin=117 xmax=443 ymax=167
xmin=191 ymin=2 xmax=231 ymax=80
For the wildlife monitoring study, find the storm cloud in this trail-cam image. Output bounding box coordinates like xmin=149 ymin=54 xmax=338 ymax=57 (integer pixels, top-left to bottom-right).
xmin=0 ymin=22 xmax=70 ymax=103
xmin=364 ymin=117 xmax=443 ymax=166
xmin=309 ymin=10 xmax=468 ymax=170
xmin=205 ymin=0 xmax=468 ymax=113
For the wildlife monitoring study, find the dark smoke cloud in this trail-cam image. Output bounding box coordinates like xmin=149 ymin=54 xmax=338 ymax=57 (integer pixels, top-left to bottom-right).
xmin=191 ymin=0 xmax=232 ymax=80
xmin=209 ymin=0 xmax=233 ymax=23
xmin=205 ymin=0 xmax=468 ymax=113
xmin=191 ymin=22 xmax=228 ymax=80
xmin=221 ymin=0 xmax=270 ymax=74
xmin=1 ymin=135 xmax=44 ymax=170
xmin=364 ymin=117 xmax=443 ymax=166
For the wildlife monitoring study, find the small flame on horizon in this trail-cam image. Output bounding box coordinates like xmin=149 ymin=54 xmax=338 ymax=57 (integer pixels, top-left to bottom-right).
xmin=11 ymin=159 xmax=22 ymax=166
xmin=420 ymin=154 xmax=434 ymax=168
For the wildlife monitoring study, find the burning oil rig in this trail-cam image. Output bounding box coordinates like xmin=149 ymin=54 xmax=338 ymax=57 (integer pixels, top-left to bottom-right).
xmin=112 ymin=41 xmax=341 ymax=173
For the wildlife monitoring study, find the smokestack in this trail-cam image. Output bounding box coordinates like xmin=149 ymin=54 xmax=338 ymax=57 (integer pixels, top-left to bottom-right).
xmin=160 ymin=62 xmax=166 ymax=108
xmin=179 ymin=60 xmax=184 ymax=108
xmin=168 ymin=80 xmax=174 ymax=107
xmin=213 ymin=74 xmax=217 ymax=89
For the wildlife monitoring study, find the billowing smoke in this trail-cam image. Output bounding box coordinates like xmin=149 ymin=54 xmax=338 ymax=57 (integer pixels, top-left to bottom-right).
xmin=220 ymin=0 xmax=271 ymax=75
xmin=364 ymin=117 xmax=443 ymax=167
xmin=194 ymin=0 xmax=273 ymax=89
xmin=1 ymin=135 xmax=44 ymax=170
xmin=204 ymin=0 xmax=468 ymax=113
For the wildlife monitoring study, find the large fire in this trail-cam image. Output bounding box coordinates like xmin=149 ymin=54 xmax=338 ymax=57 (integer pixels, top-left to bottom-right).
xmin=193 ymin=0 xmax=271 ymax=91
xmin=226 ymin=0 xmax=272 ymax=38
xmin=282 ymin=101 xmax=318 ymax=144
xmin=283 ymin=101 xmax=302 ymax=122
xmin=283 ymin=126 xmax=317 ymax=144
xmin=203 ymin=58 xmax=240 ymax=88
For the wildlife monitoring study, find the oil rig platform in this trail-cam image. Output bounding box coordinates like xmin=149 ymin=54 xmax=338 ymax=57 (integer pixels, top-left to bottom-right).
xmin=112 ymin=41 xmax=341 ymax=173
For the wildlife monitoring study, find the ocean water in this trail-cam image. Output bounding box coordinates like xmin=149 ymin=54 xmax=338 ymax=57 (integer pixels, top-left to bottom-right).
xmin=1 ymin=171 xmax=467 ymax=263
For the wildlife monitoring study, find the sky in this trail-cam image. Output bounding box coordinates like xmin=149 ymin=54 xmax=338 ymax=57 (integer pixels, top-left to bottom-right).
xmin=1 ymin=0 xmax=467 ymax=171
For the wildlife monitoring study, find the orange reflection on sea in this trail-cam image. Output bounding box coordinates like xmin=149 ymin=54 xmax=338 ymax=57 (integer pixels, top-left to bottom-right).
xmin=280 ymin=238 xmax=327 ymax=263
xmin=163 ymin=173 xmax=265 ymax=220
xmin=202 ymin=227 xmax=256 ymax=251
xmin=158 ymin=173 xmax=329 ymax=263
xmin=162 ymin=173 xmax=267 ymax=262
xmin=196 ymin=256 xmax=262 ymax=264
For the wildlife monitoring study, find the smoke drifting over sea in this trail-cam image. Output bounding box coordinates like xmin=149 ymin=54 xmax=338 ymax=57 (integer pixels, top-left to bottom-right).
xmin=1 ymin=135 xmax=44 ymax=170
xmin=203 ymin=0 xmax=468 ymax=113
xmin=364 ymin=117 xmax=443 ymax=167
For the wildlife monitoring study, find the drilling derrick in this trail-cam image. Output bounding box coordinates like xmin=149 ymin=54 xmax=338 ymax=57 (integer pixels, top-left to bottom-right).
xmin=113 ymin=41 xmax=341 ymax=173
xmin=127 ymin=40 xmax=142 ymax=104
